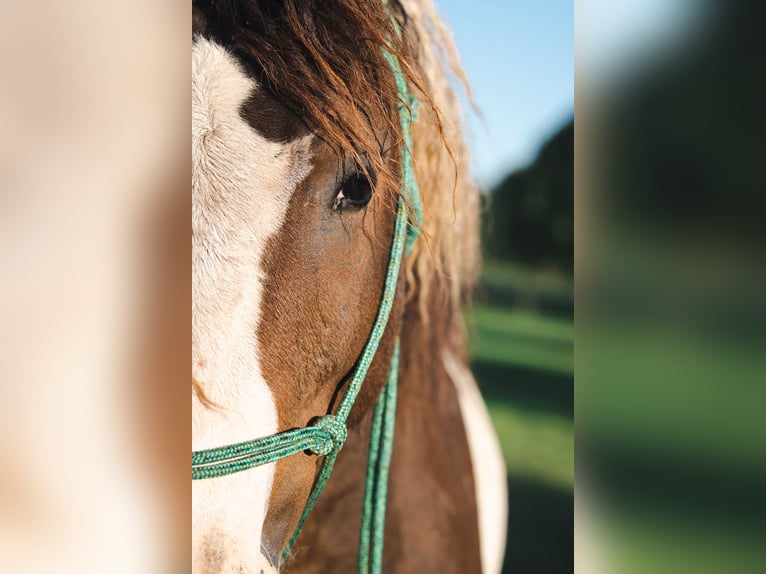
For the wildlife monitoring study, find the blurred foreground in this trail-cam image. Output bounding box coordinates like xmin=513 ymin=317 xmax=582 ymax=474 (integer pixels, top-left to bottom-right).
xmin=0 ymin=2 xmax=189 ymax=572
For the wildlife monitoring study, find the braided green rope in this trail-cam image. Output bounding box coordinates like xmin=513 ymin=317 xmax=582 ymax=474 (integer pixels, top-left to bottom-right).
xmin=383 ymin=45 xmax=421 ymax=253
xmin=358 ymin=341 xmax=399 ymax=574
xmin=371 ymin=352 xmax=397 ymax=573
xmin=192 ymin=415 xmax=347 ymax=480
xmin=358 ymin=369 xmax=387 ymax=571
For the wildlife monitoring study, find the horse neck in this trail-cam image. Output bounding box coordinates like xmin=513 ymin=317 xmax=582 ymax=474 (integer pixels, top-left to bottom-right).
xmin=283 ymin=284 xmax=481 ymax=574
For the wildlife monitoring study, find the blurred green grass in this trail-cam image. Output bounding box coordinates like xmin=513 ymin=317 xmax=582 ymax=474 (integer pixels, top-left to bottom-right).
xmin=470 ymin=305 xmax=573 ymax=376
xmin=468 ymin=260 xmax=574 ymax=573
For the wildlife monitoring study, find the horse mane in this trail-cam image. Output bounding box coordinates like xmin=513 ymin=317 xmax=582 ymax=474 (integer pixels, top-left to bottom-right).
xmin=195 ymin=0 xmax=479 ymax=339
xmin=401 ymin=0 xmax=480 ymax=334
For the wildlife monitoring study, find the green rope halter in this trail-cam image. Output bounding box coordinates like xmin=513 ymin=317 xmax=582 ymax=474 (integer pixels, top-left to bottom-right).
xmin=192 ymin=14 xmax=419 ymax=574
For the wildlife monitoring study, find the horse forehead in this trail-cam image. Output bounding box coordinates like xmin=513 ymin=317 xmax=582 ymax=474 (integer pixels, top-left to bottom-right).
xmin=192 ymin=36 xmax=314 ymax=387
xmin=192 ymin=36 xmax=313 ymax=257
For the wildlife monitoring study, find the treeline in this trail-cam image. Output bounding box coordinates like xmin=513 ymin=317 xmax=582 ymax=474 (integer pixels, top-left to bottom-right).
xmin=482 ymin=119 xmax=573 ymax=274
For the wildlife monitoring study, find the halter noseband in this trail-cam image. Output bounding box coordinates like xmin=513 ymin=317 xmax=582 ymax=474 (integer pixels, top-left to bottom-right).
xmin=192 ymin=34 xmax=420 ymax=573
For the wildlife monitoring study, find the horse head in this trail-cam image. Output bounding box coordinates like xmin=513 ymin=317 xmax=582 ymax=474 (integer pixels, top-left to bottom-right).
xmin=192 ymin=1 xmax=414 ymax=570
xmin=191 ymin=2 xmax=501 ymax=573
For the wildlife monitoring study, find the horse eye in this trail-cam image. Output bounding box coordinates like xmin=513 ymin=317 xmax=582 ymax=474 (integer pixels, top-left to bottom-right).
xmin=333 ymin=174 xmax=373 ymax=211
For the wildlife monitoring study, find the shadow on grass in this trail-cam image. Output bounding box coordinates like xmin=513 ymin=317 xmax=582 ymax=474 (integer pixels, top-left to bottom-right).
xmin=478 ymin=282 xmax=574 ymax=319
xmin=472 ymin=359 xmax=573 ymax=419
xmin=471 ymin=358 xmax=573 ymax=573
xmin=502 ymin=474 xmax=573 ymax=574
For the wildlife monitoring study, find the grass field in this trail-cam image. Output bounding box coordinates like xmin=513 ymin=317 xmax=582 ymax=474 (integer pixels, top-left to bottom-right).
xmin=474 ymin=261 xmax=766 ymax=573
xmin=468 ymin=262 xmax=573 ymax=573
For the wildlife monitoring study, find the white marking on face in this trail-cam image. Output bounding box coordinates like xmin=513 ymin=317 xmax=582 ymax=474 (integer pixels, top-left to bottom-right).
xmin=192 ymin=38 xmax=313 ymax=573
xmin=443 ymin=350 xmax=508 ymax=574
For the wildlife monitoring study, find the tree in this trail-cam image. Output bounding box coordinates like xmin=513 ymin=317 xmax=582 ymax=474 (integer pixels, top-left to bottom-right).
xmin=483 ymin=119 xmax=573 ymax=273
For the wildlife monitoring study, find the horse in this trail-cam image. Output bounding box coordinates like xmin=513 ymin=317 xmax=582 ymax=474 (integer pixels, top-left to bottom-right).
xmin=191 ymin=1 xmax=507 ymax=572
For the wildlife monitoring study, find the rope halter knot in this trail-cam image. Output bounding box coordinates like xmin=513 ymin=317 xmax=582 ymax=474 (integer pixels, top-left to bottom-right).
xmin=310 ymin=415 xmax=348 ymax=457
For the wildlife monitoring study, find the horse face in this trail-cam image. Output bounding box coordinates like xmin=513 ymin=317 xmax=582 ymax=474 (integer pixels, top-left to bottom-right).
xmin=192 ymin=37 xmax=396 ymax=573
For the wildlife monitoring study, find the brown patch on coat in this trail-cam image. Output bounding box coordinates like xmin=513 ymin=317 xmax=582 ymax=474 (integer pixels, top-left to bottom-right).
xmin=241 ymin=89 xmax=310 ymax=143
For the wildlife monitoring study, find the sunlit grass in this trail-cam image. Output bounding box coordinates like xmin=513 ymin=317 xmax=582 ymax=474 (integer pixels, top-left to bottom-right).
xmin=466 ymin=265 xmax=574 ymax=490
xmin=468 ymin=304 xmax=574 ymax=375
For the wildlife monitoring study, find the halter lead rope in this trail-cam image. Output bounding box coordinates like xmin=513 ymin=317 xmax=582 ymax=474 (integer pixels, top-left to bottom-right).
xmin=192 ymin=15 xmax=419 ymax=574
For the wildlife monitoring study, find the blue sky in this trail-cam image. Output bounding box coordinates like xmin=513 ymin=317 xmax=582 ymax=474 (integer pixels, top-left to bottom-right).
xmin=437 ymin=0 xmax=574 ymax=188
xmin=580 ymin=0 xmax=700 ymax=84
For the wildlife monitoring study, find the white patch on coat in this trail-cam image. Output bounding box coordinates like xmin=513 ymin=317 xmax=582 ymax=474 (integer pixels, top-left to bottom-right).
xmin=443 ymin=350 xmax=508 ymax=574
xmin=192 ymin=38 xmax=313 ymax=573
